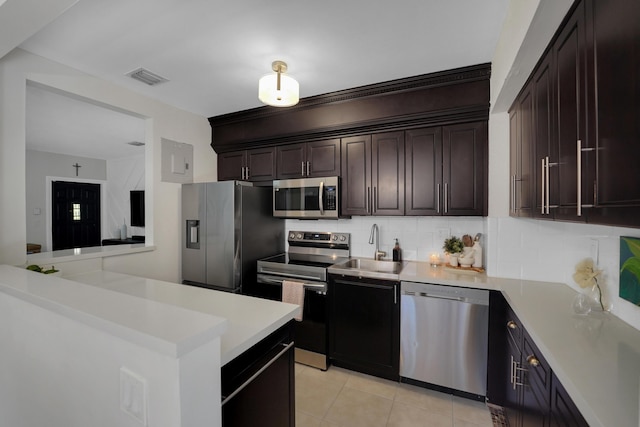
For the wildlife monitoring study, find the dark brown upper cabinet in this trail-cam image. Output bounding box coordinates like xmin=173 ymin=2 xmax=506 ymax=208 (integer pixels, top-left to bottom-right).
xmin=442 ymin=122 xmax=487 ymax=216
xmin=588 ymin=0 xmax=640 ymax=226
xmin=508 ymin=79 xmax=534 ymax=218
xmin=553 ymin=0 xmax=590 ymax=222
xmin=532 ymin=51 xmax=556 ymax=220
xmin=405 ymin=127 xmax=442 ymax=215
xmin=510 ymin=0 xmax=640 ymax=228
xmin=276 ymin=139 xmax=341 ymax=179
xmin=406 ymin=123 xmax=487 ymax=217
xmin=341 ymin=132 xmax=405 ymax=216
xmin=218 ymin=147 xmax=276 ymax=183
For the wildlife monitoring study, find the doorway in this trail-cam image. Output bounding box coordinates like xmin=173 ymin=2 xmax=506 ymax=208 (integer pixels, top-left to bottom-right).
xmin=51 ymin=181 xmax=101 ymax=250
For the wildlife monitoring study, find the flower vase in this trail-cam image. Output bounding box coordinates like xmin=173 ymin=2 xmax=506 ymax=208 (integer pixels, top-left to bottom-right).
xmin=449 ymin=255 xmax=459 ymax=267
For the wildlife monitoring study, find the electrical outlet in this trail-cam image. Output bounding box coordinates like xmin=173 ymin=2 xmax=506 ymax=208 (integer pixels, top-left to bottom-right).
xmin=120 ymin=367 xmax=147 ymax=426
xmin=590 ymin=239 xmax=599 ymax=264
xmin=437 ymin=228 xmax=450 ymax=240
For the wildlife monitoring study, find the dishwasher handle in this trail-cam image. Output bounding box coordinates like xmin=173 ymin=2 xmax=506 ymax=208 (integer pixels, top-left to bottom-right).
xmin=403 ymin=290 xmax=464 ymax=302
xmin=401 ymin=282 xmax=490 ymax=306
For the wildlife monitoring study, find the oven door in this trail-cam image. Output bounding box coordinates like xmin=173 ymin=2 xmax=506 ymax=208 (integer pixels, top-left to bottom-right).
xmin=273 ymin=176 xmax=339 ymax=219
xmin=257 ymin=273 xmax=328 ymax=369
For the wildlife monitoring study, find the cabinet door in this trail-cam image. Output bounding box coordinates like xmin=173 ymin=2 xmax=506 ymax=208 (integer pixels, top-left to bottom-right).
xmin=406 ymin=127 xmax=442 ymax=216
xmin=442 ymin=122 xmax=487 ymax=216
xmin=549 ymin=372 xmax=588 ymax=427
xmin=218 ymin=151 xmax=246 ymax=181
xmin=246 ymin=147 xmax=276 ymax=182
xmin=372 ymin=132 xmax=404 ymax=215
xmin=329 ymin=276 xmax=399 ymax=381
xmin=341 ymin=135 xmax=372 ymax=216
xmin=307 ymin=138 xmax=341 ymax=178
xmin=554 ymin=0 xmax=589 ymax=221
xmin=511 ymin=81 xmax=535 ymax=218
xmin=589 ymin=0 xmax=640 ymax=226
xmin=276 ymin=143 xmax=306 ymax=179
xmin=521 ymin=331 xmax=551 ymax=427
xmin=532 ymin=54 xmax=553 ymax=219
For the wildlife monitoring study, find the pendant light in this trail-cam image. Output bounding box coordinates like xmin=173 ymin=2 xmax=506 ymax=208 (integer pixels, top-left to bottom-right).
xmin=258 ymin=60 xmax=299 ymax=107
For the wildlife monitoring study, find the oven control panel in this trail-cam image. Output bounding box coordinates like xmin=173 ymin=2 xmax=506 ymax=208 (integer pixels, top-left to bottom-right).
xmin=288 ymin=231 xmax=350 ymax=246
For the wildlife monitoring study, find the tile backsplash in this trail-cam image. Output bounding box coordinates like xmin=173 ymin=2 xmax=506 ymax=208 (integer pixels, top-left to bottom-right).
xmin=286 ymin=216 xmax=640 ymax=331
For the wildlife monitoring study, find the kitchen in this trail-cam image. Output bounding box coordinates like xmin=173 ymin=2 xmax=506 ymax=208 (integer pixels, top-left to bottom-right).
xmin=1 ymin=0 xmax=640 ymax=426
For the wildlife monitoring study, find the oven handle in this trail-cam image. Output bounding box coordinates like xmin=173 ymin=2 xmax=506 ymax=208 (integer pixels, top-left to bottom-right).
xmin=257 ymin=275 xmax=327 ymax=291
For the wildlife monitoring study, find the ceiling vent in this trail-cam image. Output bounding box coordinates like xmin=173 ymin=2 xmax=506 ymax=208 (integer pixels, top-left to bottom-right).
xmin=126 ymin=68 xmax=169 ymax=86
xmin=127 ymin=141 xmax=145 ymax=147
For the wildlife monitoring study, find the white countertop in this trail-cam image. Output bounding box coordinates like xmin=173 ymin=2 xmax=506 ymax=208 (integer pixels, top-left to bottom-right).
xmin=66 ymin=270 xmax=300 ymax=365
xmin=0 ymin=265 xmax=227 ymax=358
xmin=26 ymin=244 xmax=155 ymax=264
xmin=400 ymin=261 xmax=640 ymax=427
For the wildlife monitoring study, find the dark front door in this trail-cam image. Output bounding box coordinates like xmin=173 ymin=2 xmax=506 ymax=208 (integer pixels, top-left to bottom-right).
xmin=52 ymin=181 xmax=101 ymax=250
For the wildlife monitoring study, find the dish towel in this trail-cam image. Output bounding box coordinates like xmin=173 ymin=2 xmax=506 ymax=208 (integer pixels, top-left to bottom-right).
xmin=282 ymin=280 xmax=305 ymax=321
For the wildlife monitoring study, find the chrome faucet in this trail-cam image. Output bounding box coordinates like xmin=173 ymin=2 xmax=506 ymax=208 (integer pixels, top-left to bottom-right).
xmin=368 ymin=223 xmax=386 ymax=260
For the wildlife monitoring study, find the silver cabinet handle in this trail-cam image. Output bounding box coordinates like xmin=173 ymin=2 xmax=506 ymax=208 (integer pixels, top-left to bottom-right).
xmin=577 ymin=140 xmax=582 ymax=216
xmin=319 ymin=180 xmax=324 ymax=215
xmin=241 ymin=166 xmax=245 ymax=181
xmin=436 ymin=183 xmax=440 ymax=213
xmin=444 ymin=183 xmax=448 ymax=213
xmin=511 ymin=175 xmax=515 ymax=213
xmin=367 ymin=187 xmax=371 ymax=214
xmin=246 ymin=166 xmax=250 ymax=180
xmin=301 ymin=161 xmax=305 ymax=176
xmin=221 ymin=341 xmax=294 ymax=405
xmin=373 ymin=187 xmax=377 ymax=213
xmin=307 ymin=161 xmax=310 ymax=177
xmin=541 ymin=158 xmax=545 ymax=214
xmin=545 ymin=156 xmax=550 ymax=214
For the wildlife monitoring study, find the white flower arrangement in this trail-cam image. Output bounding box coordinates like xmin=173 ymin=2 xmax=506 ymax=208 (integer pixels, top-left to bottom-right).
xmin=572 ymin=258 xmax=605 ymax=311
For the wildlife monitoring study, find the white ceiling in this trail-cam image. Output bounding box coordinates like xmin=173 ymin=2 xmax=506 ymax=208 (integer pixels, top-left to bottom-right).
xmin=26 ymin=84 xmax=146 ymax=160
xmin=8 ymin=0 xmax=509 ymax=159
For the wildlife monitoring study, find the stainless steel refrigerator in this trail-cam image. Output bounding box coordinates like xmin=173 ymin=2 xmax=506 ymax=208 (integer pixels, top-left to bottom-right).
xmin=182 ymin=181 xmax=284 ymax=293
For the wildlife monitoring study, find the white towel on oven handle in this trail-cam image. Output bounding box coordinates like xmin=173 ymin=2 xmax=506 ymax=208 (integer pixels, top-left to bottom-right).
xmin=282 ymin=280 xmax=305 ymax=321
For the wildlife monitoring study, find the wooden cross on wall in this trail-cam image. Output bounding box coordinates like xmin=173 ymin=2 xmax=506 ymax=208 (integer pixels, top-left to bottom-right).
xmin=72 ymin=163 xmax=81 ymax=177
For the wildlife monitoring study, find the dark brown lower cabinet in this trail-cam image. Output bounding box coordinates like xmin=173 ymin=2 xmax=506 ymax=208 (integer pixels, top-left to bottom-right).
xmin=487 ymin=292 xmax=586 ymax=427
xmin=550 ymin=373 xmax=589 ymax=427
xmin=328 ymin=275 xmax=399 ymax=381
xmin=221 ymin=322 xmax=295 ymax=427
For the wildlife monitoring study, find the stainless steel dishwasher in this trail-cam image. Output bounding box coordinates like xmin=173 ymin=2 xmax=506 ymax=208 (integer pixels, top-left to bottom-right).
xmin=400 ymin=281 xmax=489 ymax=399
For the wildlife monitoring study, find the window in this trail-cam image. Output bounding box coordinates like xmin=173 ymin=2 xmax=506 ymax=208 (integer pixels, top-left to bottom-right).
xmin=72 ymin=203 xmax=81 ymax=221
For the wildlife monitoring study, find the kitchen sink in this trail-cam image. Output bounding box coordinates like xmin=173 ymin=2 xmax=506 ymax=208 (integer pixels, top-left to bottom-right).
xmin=328 ymin=258 xmax=404 ymax=280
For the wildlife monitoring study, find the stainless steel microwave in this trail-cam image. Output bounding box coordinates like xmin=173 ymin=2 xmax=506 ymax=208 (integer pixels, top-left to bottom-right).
xmin=273 ymin=176 xmax=339 ymax=219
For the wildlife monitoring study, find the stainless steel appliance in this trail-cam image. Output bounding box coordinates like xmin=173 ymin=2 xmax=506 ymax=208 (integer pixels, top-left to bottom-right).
xmin=272 ymin=176 xmax=340 ymax=219
xmin=182 ymin=181 xmax=284 ymax=293
xmin=400 ymin=281 xmax=489 ymax=399
xmin=257 ymin=231 xmax=350 ymax=370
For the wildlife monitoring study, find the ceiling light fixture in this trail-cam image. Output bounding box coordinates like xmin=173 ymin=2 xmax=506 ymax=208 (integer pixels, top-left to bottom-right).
xmin=258 ymin=60 xmax=299 ymax=107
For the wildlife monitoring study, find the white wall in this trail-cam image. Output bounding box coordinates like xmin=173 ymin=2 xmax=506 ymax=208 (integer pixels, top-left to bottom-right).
xmin=106 ymin=154 xmax=145 ymax=239
xmin=0 ymin=48 xmax=216 ymax=282
xmin=286 ymin=217 xmax=485 ymax=264
xmin=26 ymin=150 xmax=107 ymax=250
xmin=0 ymin=290 xmax=221 ymax=427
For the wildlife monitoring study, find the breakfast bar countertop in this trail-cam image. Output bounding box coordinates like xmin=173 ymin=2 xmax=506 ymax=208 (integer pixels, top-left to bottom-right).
xmin=67 ymin=269 xmax=300 ymax=365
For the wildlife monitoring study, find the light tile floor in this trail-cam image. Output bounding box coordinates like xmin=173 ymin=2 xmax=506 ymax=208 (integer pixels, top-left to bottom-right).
xmin=295 ymin=363 xmax=494 ymax=427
